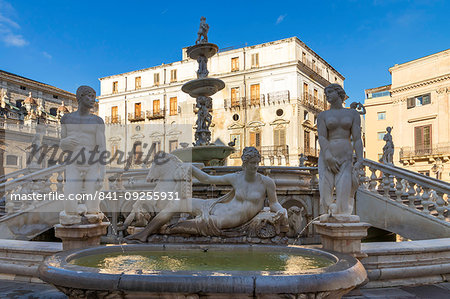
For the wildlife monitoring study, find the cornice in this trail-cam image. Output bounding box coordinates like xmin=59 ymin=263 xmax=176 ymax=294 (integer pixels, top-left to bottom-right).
xmin=390 ymin=74 xmax=450 ymax=94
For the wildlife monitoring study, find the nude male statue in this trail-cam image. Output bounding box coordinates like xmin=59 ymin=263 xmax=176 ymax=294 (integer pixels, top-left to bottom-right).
xmin=195 ymin=16 xmax=209 ymax=44
xmin=59 ymin=86 xmax=106 ymax=225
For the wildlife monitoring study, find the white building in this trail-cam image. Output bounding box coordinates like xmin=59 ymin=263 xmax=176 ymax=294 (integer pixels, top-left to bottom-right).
xmin=98 ymin=37 xmax=344 ymax=167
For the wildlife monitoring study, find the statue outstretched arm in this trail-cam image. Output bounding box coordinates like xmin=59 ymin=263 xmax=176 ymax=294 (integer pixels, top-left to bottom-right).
xmin=265 ymin=177 xmax=288 ymax=221
xmin=191 ymin=164 xmax=234 ymax=185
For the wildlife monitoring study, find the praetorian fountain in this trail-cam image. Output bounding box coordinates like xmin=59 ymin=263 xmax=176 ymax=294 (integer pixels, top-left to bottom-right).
xmin=171 ymin=16 xmax=234 ymax=165
xmin=38 ymin=18 xmax=368 ymax=298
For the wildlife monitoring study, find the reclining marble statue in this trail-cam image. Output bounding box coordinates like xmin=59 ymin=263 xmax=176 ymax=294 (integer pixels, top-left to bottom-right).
xmin=317 ymin=84 xmax=363 ymax=220
xmin=125 ymin=147 xmax=289 ymax=242
xmin=59 ymin=86 xmax=106 ymax=225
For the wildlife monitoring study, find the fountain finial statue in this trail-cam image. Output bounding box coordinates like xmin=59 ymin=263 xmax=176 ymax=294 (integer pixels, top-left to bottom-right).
xmin=317 ymin=84 xmax=363 ymax=217
xmin=125 ymin=147 xmax=288 ymax=242
xmin=195 ymin=16 xmax=209 ymax=44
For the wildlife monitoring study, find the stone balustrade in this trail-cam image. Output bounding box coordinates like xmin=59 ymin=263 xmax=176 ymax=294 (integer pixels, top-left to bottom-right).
xmin=361 ymin=159 xmax=450 ymax=221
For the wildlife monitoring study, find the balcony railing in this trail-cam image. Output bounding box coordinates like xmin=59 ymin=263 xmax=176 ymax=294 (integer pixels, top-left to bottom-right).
xmin=300 ymin=146 xmax=320 ymax=157
xmin=128 ymin=111 xmax=145 ymax=122
xmin=224 ymin=90 xmax=290 ymax=110
xmin=267 ymin=90 xmax=290 ymax=105
xmin=146 ymin=109 xmax=165 ymax=120
xmin=261 ymin=145 xmax=289 ymax=157
xmin=400 ymin=144 xmax=450 ymax=160
xmin=301 ymin=93 xmax=327 ymax=111
xmin=105 ymin=115 xmax=121 ymax=124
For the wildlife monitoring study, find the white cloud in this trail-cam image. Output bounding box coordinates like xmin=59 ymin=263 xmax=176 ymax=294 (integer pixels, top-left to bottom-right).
xmin=43 ymin=51 xmax=52 ymax=59
xmin=276 ymin=14 xmax=287 ymax=25
xmin=0 ymin=1 xmax=28 ymax=47
xmin=3 ymin=33 xmax=27 ymax=46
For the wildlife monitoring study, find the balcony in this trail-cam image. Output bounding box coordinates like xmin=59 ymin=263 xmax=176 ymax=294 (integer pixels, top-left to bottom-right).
xmin=301 ymin=146 xmax=320 ymax=158
xmin=400 ymin=144 xmax=450 ymax=161
xmin=128 ymin=111 xmax=145 ymax=122
xmin=224 ymin=97 xmax=246 ymax=110
xmin=267 ymin=90 xmax=290 ymax=105
xmin=298 ymin=59 xmax=332 ymax=87
xmin=261 ymin=145 xmax=289 ymax=157
xmin=248 ymin=95 xmax=265 ymax=107
xmin=146 ymin=109 xmax=165 ymax=120
xmin=301 ymin=93 xmax=327 ymax=111
xmin=105 ymin=115 xmax=121 ymax=124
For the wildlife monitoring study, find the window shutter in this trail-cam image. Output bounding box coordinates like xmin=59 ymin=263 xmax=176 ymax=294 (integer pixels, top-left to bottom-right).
xmin=256 ymin=132 xmax=261 ymax=147
xmin=407 ymin=97 xmax=415 ymax=109
xmin=414 ymin=126 xmax=423 ymax=149
xmin=280 ymin=129 xmax=286 ymax=145
xmin=250 ymin=132 xmax=256 ymax=147
xmin=274 ymin=129 xmax=280 ymax=146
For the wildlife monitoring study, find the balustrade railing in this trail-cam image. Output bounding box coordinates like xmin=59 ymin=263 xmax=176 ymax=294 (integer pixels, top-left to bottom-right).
xmin=301 ymin=93 xmax=327 ymax=111
xmin=261 ymin=145 xmax=289 ymax=156
xmin=105 ymin=115 xmax=121 ymax=124
xmin=128 ymin=112 xmax=145 ymax=122
xmin=400 ymin=143 xmax=450 ymax=159
xmin=361 ymin=159 xmax=449 ymax=221
xmin=267 ymin=90 xmax=290 ymax=105
xmin=146 ymin=109 xmax=165 ymax=120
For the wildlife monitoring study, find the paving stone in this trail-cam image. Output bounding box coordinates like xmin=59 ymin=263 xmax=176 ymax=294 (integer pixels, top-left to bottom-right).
xmin=401 ymin=284 xmax=450 ymax=298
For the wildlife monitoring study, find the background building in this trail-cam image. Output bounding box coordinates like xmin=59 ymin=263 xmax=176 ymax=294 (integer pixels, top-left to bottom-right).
xmin=98 ymin=37 xmax=344 ymax=167
xmin=0 ymin=70 xmax=77 ymax=177
xmin=365 ymin=49 xmax=450 ymax=180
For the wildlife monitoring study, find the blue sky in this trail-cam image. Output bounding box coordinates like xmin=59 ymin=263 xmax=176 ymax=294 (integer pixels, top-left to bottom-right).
xmin=0 ymin=0 xmax=449 ymax=103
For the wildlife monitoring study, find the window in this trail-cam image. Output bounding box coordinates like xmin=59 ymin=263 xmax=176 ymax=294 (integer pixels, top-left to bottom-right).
xmin=231 ymin=57 xmax=239 ymax=71
xmin=135 ymin=76 xmax=141 ymax=90
xmin=49 ymin=107 xmax=57 ymax=116
xmin=20 ymin=86 xmax=26 ymax=90
xmin=170 ymin=97 xmax=177 ymax=115
xmin=134 ymin=103 xmax=141 ymax=117
xmin=304 ymin=111 xmax=309 ymax=121
xmin=274 ymin=127 xmax=286 ymax=146
xmin=111 ymin=144 xmax=118 ymax=162
xmin=231 ymin=87 xmax=239 ymax=107
xmin=16 ymin=100 xmax=23 ymax=108
xmin=314 ymin=89 xmax=318 ymax=105
xmin=154 ymin=73 xmax=160 ymax=85
xmin=304 ymin=131 xmax=310 ymax=151
xmin=377 ymin=112 xmax=386 ymax=120
xmin=251 ymin=53 xmax=259 ymax=68
xmin=377 ymin=132 xmax=386 ymax=140
xmin=152 ymin=141 xmax=161 ymax=153
xmin=303 ymin=82 xmax=309 ymax=98
xmin=312 ymin=60 xmax=316 ymax=72
xmin=111 ymin=106 xmax=118 ymax=122
xmin=415 ymin=125 xmax=431 ymax=151
xmin=232 ymin=114 xmax=239 ymax=121
xmin=112 ymin=81 xmax=118 ymax=94
xmin=169 ymin=140 xmax=178 ymax=152
xmin=153 ymin=99 xmax=160 ymax=114
xmin=302 ymin=52 xmax=307 ymax=63
xmin=407 ymin=93 xmax=431 ymax=109
xmin=133 ymin=141 xmax=143 ymax=163
xmin=6 ymin=155 xmax=18 ymax=166
xmin=170 ymin=70 xmax=177 ymax=82
xmin=53 ymin=95 xmax=58 ymax=99
xmin=250 ymin=131 xmax=261 ymax=150
xmin=250 ymin=84 xmax=260 ymax=105
xmin=276 ymin=109 xmax=283 ymax=117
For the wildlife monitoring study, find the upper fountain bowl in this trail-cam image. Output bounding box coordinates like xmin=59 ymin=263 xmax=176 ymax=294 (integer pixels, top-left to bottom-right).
xmin=182 ymin=78 xmax=225 ymax=98
xmin=187 ymin=43 xmax=219 ymax=60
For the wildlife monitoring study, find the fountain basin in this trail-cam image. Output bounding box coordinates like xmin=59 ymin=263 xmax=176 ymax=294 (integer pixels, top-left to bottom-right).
xmin=38 ymin=244 xmax=367 ymax=298
xmin=187 ymin=43 xmax=219 ymax=59
xmin=182 ymin=78 xmax=225 ymax=98
xmin=171 ymin=145 xmax=234 ymax=166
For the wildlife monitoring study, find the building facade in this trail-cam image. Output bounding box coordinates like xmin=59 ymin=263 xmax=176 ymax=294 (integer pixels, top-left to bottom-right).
xmin=98 ymin=37 xmax=345 ymax=167
xmin=0 ymin=70 xmax=77 ymax=176
xmin=364 ymin=49 xmax=450 ymax=181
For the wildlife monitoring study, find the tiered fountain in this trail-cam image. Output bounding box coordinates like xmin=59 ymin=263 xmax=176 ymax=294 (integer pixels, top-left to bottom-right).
xmin=171 ymin=16 xmax=234 ymax=165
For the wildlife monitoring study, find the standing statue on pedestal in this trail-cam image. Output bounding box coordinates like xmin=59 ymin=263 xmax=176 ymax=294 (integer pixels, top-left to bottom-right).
xmin=317 ymin=84 xmax=363 ymax=217
xmin=195 ymin=16 xmax=209 ymax=44
xmin=59 ymin=86 xmax=106 ymax=225
xmin=380 ymin=126 xmax=394 ymax=165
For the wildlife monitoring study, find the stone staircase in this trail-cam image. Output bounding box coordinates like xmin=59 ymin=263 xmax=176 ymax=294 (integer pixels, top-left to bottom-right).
xmin=356 ymin=159 xmax=450 ymax=240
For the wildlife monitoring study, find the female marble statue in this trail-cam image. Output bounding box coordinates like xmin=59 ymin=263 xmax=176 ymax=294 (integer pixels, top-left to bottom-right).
xmin=125 ymin=147 xmax=288 ymax=242
xmin=317 ymin=84 xmax=363 ymax=216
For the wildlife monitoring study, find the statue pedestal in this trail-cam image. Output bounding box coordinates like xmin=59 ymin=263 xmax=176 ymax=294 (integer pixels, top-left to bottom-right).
xmin=55 ymin=222 xmax=109 ymax=250
xmin=314 ymin=216 xmax=370 ymax=259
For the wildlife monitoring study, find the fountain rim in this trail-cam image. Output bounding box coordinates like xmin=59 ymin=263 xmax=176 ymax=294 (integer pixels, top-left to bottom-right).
xmin=38 ymin=244 xmax=367 ymax=294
